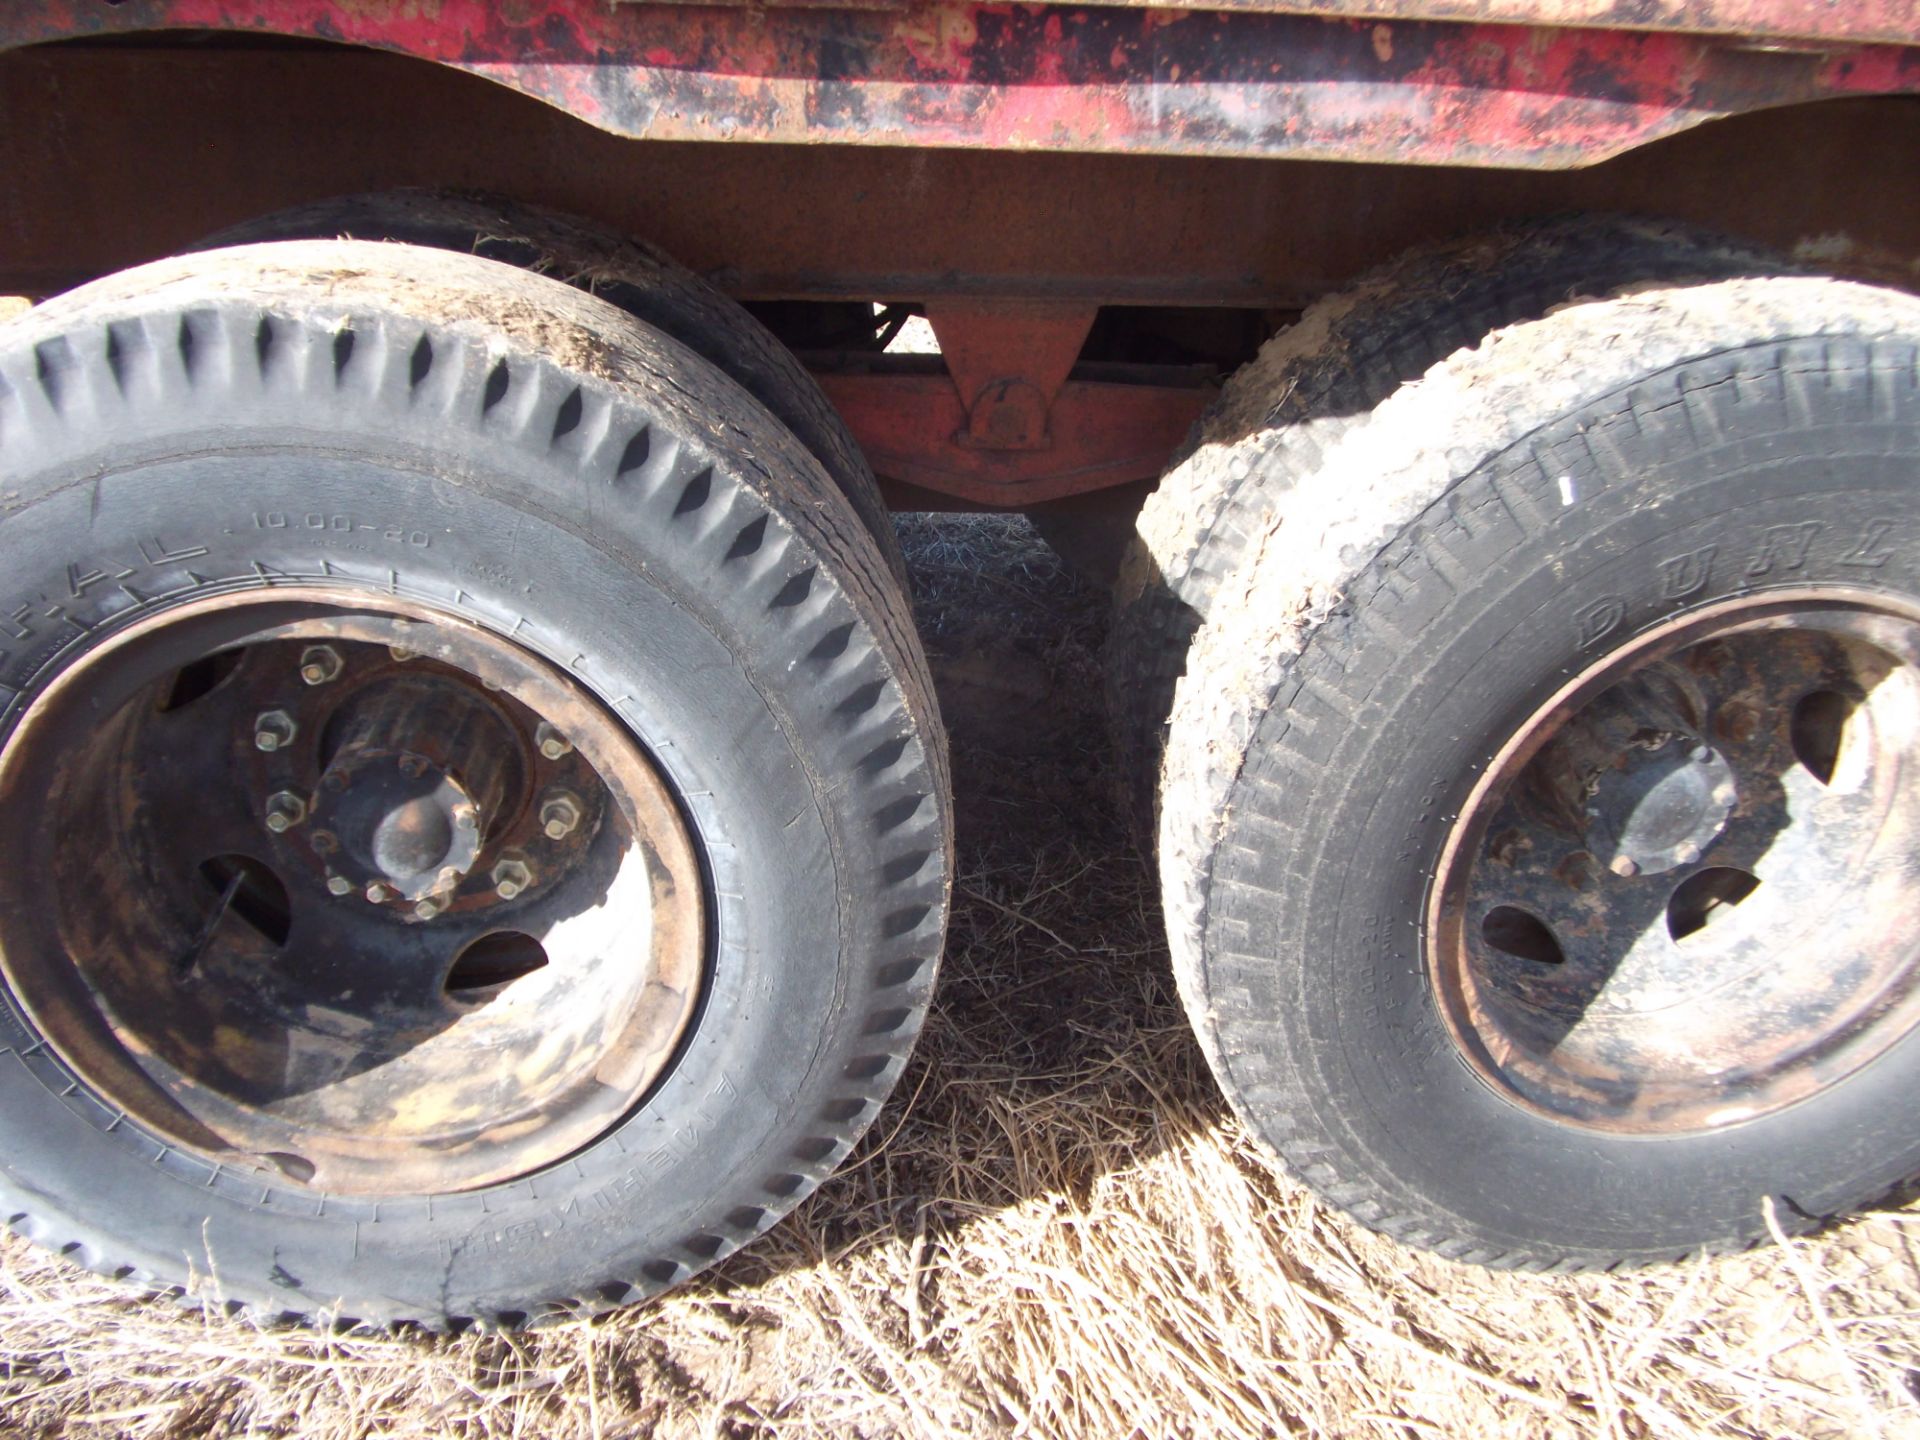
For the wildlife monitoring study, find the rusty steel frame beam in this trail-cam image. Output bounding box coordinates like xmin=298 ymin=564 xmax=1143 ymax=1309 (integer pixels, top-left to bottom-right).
xmin=3 ymin=47 xmax=1918 ymax=310
xmin=823 ymin=299 xmax=1209 ymax=505
xmin=820 ymin=369 xmax=1212 ymax=505
xmin=988 ymin=0 xmax=1920 ymax=48
xmin=3 ymin=2 xmax=1917 ymax=169
xmin=623 ymin=0 xmax=1920 ymax=49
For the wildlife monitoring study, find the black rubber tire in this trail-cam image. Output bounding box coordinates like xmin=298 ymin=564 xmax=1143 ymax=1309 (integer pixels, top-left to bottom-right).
xmin=198 ymin=190 xmax=909 ymax=586
xmin=1109 ymin=216 xmax=1791 ymax=839
xmin=1160 ymin=275 xmax=1920 ymax=1268
xmin=0 ymin=242 xmax=950 ymax=1326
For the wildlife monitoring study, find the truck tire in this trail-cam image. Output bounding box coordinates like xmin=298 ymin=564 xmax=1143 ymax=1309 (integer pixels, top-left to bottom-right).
xmin=1160 ymin=275 xmax=1920 ymax=1267
xmin=199 ymin=191 xmax=909 ymax=585
xmin=0 ymin=241 xmax=949 ymax=1326
xmin=1109 ymin=217 xmax=1786 ymax=838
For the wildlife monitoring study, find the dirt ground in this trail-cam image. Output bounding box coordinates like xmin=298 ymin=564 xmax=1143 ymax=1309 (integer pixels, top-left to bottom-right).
xmin=2 ymin=513 xmax=1918 ymax=1440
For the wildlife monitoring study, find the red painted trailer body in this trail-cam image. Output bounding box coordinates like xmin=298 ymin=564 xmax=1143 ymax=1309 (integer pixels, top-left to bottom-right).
xmin=0 ymin=2 xmax=1916 ymax=505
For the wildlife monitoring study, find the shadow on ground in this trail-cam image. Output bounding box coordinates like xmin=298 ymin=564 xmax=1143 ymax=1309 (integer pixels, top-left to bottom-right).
xmin=700 ymin=512 xmax=1229 ymax=1297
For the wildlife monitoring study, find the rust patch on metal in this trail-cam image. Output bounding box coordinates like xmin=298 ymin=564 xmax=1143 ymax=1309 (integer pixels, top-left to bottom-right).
xmin=5 ymin=46 xmax=1920 ymax=310
xmin=0 ymin=1 xmax=1914 ymax=168
xmin=924 ymin=299 xmax=1098 ymax=452
xmin=619 ymin=0 xmax=1920 ymax=47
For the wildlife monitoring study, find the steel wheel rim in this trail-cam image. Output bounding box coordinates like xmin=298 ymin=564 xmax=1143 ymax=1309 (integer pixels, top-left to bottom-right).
xmin=0 ymin=587 xmax=706 ymax=1194
xmin=1428 ymin=589 xmax=1920 ymax=1134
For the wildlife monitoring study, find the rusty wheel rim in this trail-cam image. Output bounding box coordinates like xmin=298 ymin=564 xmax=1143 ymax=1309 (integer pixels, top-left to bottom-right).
xmin=1428 ymin=590 xmax=1920 ymax=1134
xmin=0 ymin=588 xmax=705 ymax=1194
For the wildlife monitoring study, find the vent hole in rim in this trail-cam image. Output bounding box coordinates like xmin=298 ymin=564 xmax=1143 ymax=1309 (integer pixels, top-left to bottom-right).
xmin=197 ymin=854 xmax=292 ymax=947
xmin=1790 ymin=688 xmax=1855 ymax=786
xmin=447 ymin=932 xmax=549 ymax=995
xmin=1482 ymin=906 xmax=1564 ymax=965
xmin=1668 ymin=867 xmax=1761 ymax=941
xmin=158 ymin=648 xmax=244 ymax=713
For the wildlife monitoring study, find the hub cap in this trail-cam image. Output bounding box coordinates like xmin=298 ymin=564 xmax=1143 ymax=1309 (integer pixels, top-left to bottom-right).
xmin=0 ymin=590 xmax=705 ymax=1194
xmin=1429 ymin=592 xmax=1920 ymax=1133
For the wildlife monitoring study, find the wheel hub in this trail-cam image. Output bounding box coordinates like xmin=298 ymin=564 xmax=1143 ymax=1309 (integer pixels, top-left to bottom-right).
xmin=314 ymin=756 xmax=481 ymax=903
xmin=306 ymin=677 xmax=513 ymax=906
xmin=1586 ymin=739 xmax=1737 ymax=877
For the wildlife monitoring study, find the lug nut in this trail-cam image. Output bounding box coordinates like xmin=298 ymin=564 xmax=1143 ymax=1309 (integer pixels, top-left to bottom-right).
xmin=299 ymin=644 xmax=344 ymax=686
xmin=309 ymin=829 xmax=339 ymax=855
xmin=264 ymin=791 xmax=307 ymax=833
xmin=389 ymin=644 xmax=417 ymax=663
xmin=414 ymin=898 xmax=443 ymax=920
xmin=253 ymin=709 xmax=297 ymax=752
xmin=491 ymin=853 xmax=534 ymax=900
xmin=1675 ymin=842 xmax=1702 ymax=865
xmin=366 ymin=882 xmax=394 ymax=903
xmin=326 ymin=875 xmax=353 ymax=897
xmin=1609 ymin=855 xmax=1639 ymax=878
xmin=540 ymin=791 xmax=583 ymax=840
xmin=535 ymin=722 xmax=573 ymax=761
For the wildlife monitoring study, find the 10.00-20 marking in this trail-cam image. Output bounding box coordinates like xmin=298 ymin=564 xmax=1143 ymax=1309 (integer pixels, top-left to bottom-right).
xmin=253 ymin=512 xmax=433 ymax=548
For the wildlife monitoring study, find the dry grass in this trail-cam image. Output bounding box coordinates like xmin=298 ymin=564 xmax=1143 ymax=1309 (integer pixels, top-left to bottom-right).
xmin=4 ymin=513 xmax=1919 ymax=1440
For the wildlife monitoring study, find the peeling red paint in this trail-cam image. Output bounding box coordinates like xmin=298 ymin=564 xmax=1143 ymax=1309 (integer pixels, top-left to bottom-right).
xmin=0 ymin=1 xmax=1914 ymax=167
xmin=817 ymin=371 xmax=1211 ymax=505
xmin=1111 ymin=0 xmax=1920 ymax=48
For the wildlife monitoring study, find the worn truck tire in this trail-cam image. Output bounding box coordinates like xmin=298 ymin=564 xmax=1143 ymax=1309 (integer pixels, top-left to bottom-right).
xmin=0 ymin=242 xmax=949 ymax=1326
xmin=200 ymin=190 xmax=909 ymax=586
xmin=1109 ymin=217 xmax=1787 ymax=838
xmin=1161 ymin=276 xmax=1920 ymax=1267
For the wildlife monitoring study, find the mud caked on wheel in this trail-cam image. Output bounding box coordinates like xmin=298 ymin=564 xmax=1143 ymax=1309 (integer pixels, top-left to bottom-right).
xmin=0 ymin=242 xmax=949 ymax=1325
xmin=197 ymin=189 xmax=908 ymax=585
xmin=1108 ymin=217 xmax=1786 ymax=839
xmin=1161 ymin=275 xmax=1920 ymax=1265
